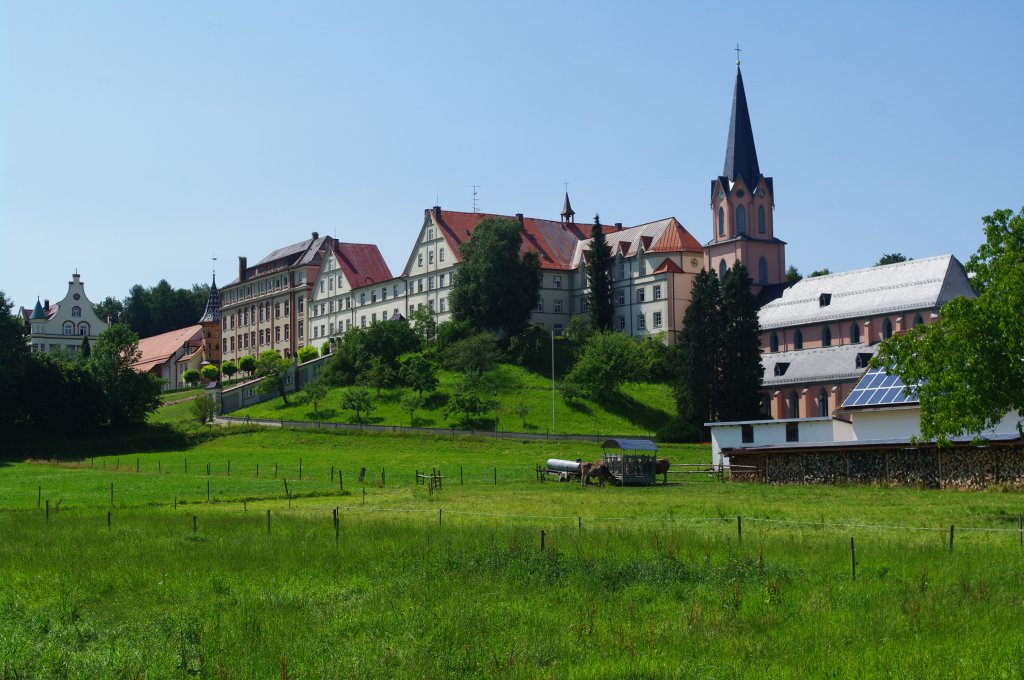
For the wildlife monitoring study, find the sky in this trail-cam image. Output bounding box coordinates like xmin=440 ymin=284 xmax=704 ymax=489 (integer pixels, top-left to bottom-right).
xmin=2 ymin=1 xmax=1022 ymax=309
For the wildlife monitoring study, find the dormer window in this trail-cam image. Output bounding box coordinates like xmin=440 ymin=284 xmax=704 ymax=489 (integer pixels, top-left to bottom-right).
xmin=774 ymin=362 xmax=790 ymax=376
xmin=819 ymin=293 xmax=832 ymax=307
xmin=856 ymin=353 xmax=873 ymax=369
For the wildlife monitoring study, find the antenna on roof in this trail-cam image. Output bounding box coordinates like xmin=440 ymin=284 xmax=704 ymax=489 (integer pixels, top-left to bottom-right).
xmin=467 ymin=185 xmax=481 ymax=213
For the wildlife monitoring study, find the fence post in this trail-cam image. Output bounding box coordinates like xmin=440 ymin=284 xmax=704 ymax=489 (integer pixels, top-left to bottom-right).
xmin=207 ymin=462 xmax=210 ymax=476
xmin=228 ymin=461 xmax=231 ymax=476
xmin=340 ymin=472 xmax=343 ymax=492
xmin=107 ymin=510 xmax=111 ymax=529
xmin=460 ymin=466 xmax=463 ymax=485
xmin=493 ymin=468 xmax=497 ymax=485
xmin=45 ymin=499 xmax=49 ymax=521
xmin=136 ymin=458 xmax=140 ymax=473
xmin=578 ymin=516 xmax=582 ymax=534
xmin=382 ymin=467 xmax=385 ymax=487
xmin=850 ymin=537 xmax=856 ymax=581
xmin=174 ymin=495 xmax=177 ymax=510
xmin=362 ymin=488 xmax=366 ymax=504
xmin=331 ymin=465 xmax=334 ymax=482
xmin=267 ymin=509 xmax=271 ymax=534
xmin=949 ymin=525 xmax=955 ymax=552
xmin=110 ymin=483 xmax=114 ymax=506
xmin=299 ymin=459 xmax=303 ymax=480
xmin=193 ymin=515 xmax=197 ymax=534
xmin=737 ymin=516 xmax=742 ymax=542
xmin=207 ymin=480 xmax=211 ymax=502
xmin=37 ymin=486 xmax=41 ymax=508
xmin=257 ymin=463 xmax=260 ymax=478
xmin=159 ymin=461 xmax=161 ymax=474
xmin=439 ymin=508 xmax=442 ymax=528
xmin=1019 ymin=513 xmax=1022 ymax=546
xmin=540 ymin=530 xmax=546 ymax=551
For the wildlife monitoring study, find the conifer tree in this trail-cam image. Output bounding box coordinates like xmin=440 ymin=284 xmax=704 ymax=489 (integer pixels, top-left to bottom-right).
xmin=676 ymin=269 xmax=723 ymax=426
xmin=586 ymin=215 xmax=614 ymax=331
xmin=719 ymin=264 xmax=763 ymax=420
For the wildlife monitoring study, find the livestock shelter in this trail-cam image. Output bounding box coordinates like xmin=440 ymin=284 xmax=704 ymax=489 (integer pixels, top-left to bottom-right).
xmin=601 ymin=439 xmax=658 ymax=486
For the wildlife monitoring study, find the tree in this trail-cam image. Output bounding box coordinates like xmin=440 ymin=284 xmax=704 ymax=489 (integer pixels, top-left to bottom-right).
xmin=400 ymin=392 xmax=424 ymax=426
xmin=565 ymin=315 xmax=594 ymax=356
xmin=874 ymin=207 xmax=1024 ymax=442
xmin=785 ymin=265 xmax=802 ymax=283
xmin=221 ymin=360 xmax=238 ymax=379
xmin=876 ymin=253 xmax=909 ymax=266
xmin=183 ymin=369 xmax=202 ymax=386
xmin=363 ymin=319 xmax=420 ymax=368
xmin=449 ymin=217 xmax=541 ymax=337
xmin=675 ymin=270 xmax=724 ymax=427
xmin=93 ymin=296 xmax=124 ymax=325
xmin=564 ymin=331 xmax=643 ymax=400
xmin=296 ymin=345 xmax=318 ymax=363
xmin=301 ymin=377 xmax=329 ymax=416
xmin=586 ymin=214 xmax=614 ymax=330
xmin=410 ymin=305 xmax=437 ymax=345
xmin=201 ymin=364 xmax=219 ymax=382
xmin=808 ymin=268 xmax=832 ymax=277
xmin=120 ymin=280 xmax=209 ymax=338
xmin=255 ymin=351 xmax=291 ymax=405
xmin=238 ymin=355 xmax=256 ymax=377
xmin=359 ymin=355 xmax=396 ymax=396
xmin=0 ymin=290 xmax=31 ymax=428
xmin=340 ymin=387 xmax=374 ymax=423
xmin=443 ymin=375 xmax=488 ymax=427
xmin=718 ymin=264 xmax=764 ymax=421
xmin=514 ymin=399 xmax=530 ymax=428
xmin=443 ymin=332 xmax=502 ymax=374
xmin=90 ymin=323 xmax=161 ymax=426
xmin=80 ymin=336 xmax=91 ymax=358
xmin=190 ymin=394 xmax=218 ymax=423
xmin=399 ymin=353 xmax=438 ymax=397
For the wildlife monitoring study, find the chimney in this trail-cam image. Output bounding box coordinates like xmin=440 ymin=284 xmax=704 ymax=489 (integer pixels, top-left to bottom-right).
xmin=614 ymin=222 xmax=622 ymax=231
xmin=44 ymin=299 xmax=50 ymax=311
xmin=238 ymin=256 xmax=247 ymax=281
xmin=312 ymin=231 xmax=319 ymax=240
xmin=515 ymin=213 xmax=524 ymax=226
xmin=432 ymin=205 xmax=442 ymax=219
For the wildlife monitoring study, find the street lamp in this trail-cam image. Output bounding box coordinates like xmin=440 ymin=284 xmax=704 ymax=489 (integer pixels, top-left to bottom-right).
xmin=493 ymin=389 xmax=498 ymax=436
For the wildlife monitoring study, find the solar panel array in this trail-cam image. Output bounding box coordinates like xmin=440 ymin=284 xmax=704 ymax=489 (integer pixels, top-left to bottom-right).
xmin=841 ymin=367 xmax=920 ymax=408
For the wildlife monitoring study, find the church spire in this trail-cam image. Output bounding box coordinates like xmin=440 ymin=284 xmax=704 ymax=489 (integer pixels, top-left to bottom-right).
xmin=561 ymin=191 xmax=575 ymax=225
xmin=723 ymin=65 xmax=761 ymax=186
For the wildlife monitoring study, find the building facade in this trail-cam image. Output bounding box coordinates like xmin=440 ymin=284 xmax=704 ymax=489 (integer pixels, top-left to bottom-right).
xmin=19 ymin=272 xmax=108 ymax=354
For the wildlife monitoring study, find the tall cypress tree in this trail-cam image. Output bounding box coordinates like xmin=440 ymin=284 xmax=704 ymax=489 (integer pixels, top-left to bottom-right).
xmin=719 ymin=263 xmax=763 ymax=420
xmin=586 ymin=215 xmax=614 ymax=331
xmin=676 ymin=269 xmax=724 ymax=427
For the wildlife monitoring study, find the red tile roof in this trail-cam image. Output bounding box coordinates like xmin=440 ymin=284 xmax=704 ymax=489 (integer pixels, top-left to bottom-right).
xmin=132 ymin=325 xmax=203 ymax=374
xmin=332 ymin=242 xmax=394 ymax=287
xmin=653 ymin=258 xmax=685 ymax=274
xmin=648 ymin=218 xmax=703 ymax=253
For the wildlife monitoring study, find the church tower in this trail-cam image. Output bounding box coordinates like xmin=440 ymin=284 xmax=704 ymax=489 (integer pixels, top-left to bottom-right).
xmin=705 ymin=61 xmax=785 ymax=292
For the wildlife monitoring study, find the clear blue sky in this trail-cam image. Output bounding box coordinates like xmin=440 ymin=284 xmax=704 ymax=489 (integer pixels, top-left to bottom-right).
xmin=2 ymin=1 xmax=1022 ymax=309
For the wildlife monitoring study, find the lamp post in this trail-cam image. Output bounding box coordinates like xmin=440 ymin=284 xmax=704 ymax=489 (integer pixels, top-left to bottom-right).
xmin=550 ymin=329 xmax=556 ymax=434
xmin=493 ymin=389 xmax=498 ymax=436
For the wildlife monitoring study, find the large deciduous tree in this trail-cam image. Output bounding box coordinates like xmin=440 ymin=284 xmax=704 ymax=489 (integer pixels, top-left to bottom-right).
xmin=449 ymin=217 xmax=540 ymax=338
xmin=90 ymin=323 xmax=162 ymax=426
xmin=875 ymin=207 xmax=1024 ymax=442
xmin=255 ymin=351 xmax=291 ymax=405
xmin=586 ymin=214 xmax=614 ymax=331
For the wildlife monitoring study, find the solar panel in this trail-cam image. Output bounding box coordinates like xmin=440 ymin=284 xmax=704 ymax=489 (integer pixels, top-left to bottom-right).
xmin=841 ymin=366 xmax=921 ymax=409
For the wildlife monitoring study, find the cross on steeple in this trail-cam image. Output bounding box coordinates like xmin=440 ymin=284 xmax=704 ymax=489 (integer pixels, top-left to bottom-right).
xmin=734 ymin=43 xmax=742 ymax=65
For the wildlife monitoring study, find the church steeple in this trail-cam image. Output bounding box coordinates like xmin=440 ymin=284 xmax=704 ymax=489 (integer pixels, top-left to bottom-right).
xmin=560 ymin=191 xmax=575 ymax=225
xmin=723 ymin=65 xmax=760 ymax=187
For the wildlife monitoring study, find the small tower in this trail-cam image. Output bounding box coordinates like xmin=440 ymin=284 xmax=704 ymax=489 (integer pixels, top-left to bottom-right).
xmin=561 ymin=191 xmax=576 ymax=226
xmin=198 ymin=274 xmax=223 ymax=364
xmin=705 ymin=60 xmax=786 ymax=291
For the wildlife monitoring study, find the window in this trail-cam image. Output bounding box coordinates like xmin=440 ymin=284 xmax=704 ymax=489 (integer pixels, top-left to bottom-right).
xmin=78 ymin=322 xmax=90 ymax=336
xmin=914 ymin=314 xmax=924 ymax=327
xmin=439 ymin=248 xmax=445 ymax=262
xmin=438 ymin=274 xmax=445 ymax=287
xmin=440 ymin=298 xmax=446 ymax=312
xmin=883 ymin=318 xmax=893 ymax=340
xmin=637 ymin=313 xmax=646 ymax=330
xmin=537 ymin=298 xmax=544 ymax=312
xmin=259 ymin=306 xmax=265 ymax=322
xmin=554 ymin=324 xmax=563 ymax=335
xmin=554 ymin=299 xmax=562 ymax=313
xmin=428 ymin=276 xmax=435 ymax=290
xmin=637 ymin=288 xmax=646 ymax=302
xmin=770 ymin=333 xmax=779 ymax=352
xmin=718 ymin=207 xmax=725 ymax=236
xmin=417 ymin=280 xmax=424 ymax=293
xmin=653 ymin=311 xmax=662 ymax=328
xmin=298 ymin=296 xmax=304 ymax=314
xmin=759 ymin=394 xmax=771 ymax=417
xmin=428 ymin=299 xmax=434 ymax=312
xmin=284 ymin=300 xmax=290 ymax=316
xmin=581 ymin=298 xmax=589 ymax=313
xmin=618 ymin=260 xmax=625 ymax=279
xmin=258 ymin=329 xmax=264 ymax=345
xmin=758 ymin=257 xmax=768 ymax=284
xmin=328 ymin=277 xmax=334 ymax=291
xmin=786 ymin=421 xmax=799 ymax=442
xmin=319 ymin=281 xmax=325 ymax=294
xmin=275 ymin=327 xmax=281 ymax=342
xmin=719 ymin=260 xmax=727 ymax=279
xmin=346 ymin=298 xmax=351 ymax=310
xmin=553 ymin=276 xmax=562 ymax=289
xmin=275 ymin=303 xmax=281 ymax=318
xmin=616 ymin=290 xmax=625 ymax=306
xmin=850 ymin=322 xmax=861 ymax=344
xmin=427 ymin=228 xmax=434 ymax=240
xmin=741 ymin=425 xmax=754 ymax=444
xmin=72 ymin=306 xmax=81 ymax=317
xmin=736 ymin=205 xmax=747 ymax=234
xmin=617 ymin=316 xmax=625 ymax=330
xmin=822 ymin=326 xmax=832 ymax=347
xmin=428 ymin=251 xmax=434 ymax=265
xmin=361 ymin=316 xmax=366 ymax=328
xmin=794 ymin=329 xmax=804 ymax=350
xmin=653 ymin=285 xmax=661 ymax=300
xmin=298 ymin=320 xmax=304 ymax=339
xmin=788 ymin=392 xmax=800 ymax=420
xmin=394 ymin=284 xmax=400 ymax=297
xmin=371 ymin=313 xmax=377 ymax=323
xmin=371 ymin=290 xmax=377 ymax=303
xmin=758 ymin=205 xmax=766 ymax=233
xmin=418 ymin=254 xmax=423 ymax=267
xmin=360 ymin=293 xmax=366 ymax=305
xmin=817 ymin=389 xmax=829 ymax=417
xmin=230 ymin=336 xmax=235 ymax=352
xmin=382 ymin=288 xmax=388 ymax=301
xmin=329 ymin=322 xmax=335 ymax=335
xmin=63 ymin=322 xmax=73 ymax=335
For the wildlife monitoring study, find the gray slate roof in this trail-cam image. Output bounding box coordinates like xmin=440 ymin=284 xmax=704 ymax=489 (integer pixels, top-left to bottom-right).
xmin=762 ymin=344 xmax=877 ymax=388
xmin=758 ymin=255 xmax=974 ymax=330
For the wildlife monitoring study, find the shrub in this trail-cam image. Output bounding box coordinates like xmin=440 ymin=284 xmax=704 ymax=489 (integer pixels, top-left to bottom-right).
xmin=238 ymin=355 xmax=256 ymax=376
xmin=297 ymin=345 xmax=319 ymax=363
xmin=182 ymin=369 xmax=201 ymax=386
xmin=443 ymin=332 xmax=502 ymax=373
xmin=340 ymin=387 xmax=374 ymax=423
xmin=189 ymin=394 xmax=218 ymax=423
xmin=221 ymin=360 xmax=238 ymax=379
xmin=200 ymin=364 xmax=219 ymax=382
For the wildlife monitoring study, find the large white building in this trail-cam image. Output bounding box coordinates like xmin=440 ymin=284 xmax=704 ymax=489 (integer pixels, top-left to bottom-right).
xmin=19 ymin=272 xmax=108 ymax=354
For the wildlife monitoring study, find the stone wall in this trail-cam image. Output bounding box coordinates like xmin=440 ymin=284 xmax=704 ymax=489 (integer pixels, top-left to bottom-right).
xmin=729 ymin=445 xmax=1024 ymax=489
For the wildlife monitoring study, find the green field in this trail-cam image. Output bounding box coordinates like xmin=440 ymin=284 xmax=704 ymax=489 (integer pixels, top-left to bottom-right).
xmin=230 ymin=363 xmax=674 ymax=437
xmin=3 ymin=428 xmax=1024 ymax=678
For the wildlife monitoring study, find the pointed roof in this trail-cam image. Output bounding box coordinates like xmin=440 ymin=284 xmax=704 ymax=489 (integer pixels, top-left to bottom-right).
xmin=561 ymin=192 xmax=575 ymax=218
xmin=198 ymin=275 xmax=221 ymax=324
xmin=30 ymin=298 xmax=45 ymax=320
xmin=723 ymin=66 xmax=761 ymax=186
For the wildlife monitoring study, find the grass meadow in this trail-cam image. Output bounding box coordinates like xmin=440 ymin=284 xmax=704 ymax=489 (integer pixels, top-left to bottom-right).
xmin=3 ymin=428 xmax=1024 ymax=678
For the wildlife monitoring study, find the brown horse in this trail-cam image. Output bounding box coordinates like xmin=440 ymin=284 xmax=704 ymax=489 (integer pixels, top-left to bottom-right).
xmin=580 ymin=461 xmax=615 ymax=487
xmin=655 ymin=458 xmax=671 ymax=484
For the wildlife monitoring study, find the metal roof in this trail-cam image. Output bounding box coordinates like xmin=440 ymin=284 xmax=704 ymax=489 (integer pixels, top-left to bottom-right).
xmin=762 ymin=344 xmax=877 ymax=388
xmin=723 ymin=66 xmax=761 ymax=186
xmin=602 ymin=438 xmax=659 ymax=451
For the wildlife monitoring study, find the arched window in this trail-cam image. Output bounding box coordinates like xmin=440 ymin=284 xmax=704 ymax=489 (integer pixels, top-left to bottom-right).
xmin=850 ymin=322 xmax=861 ymax=344
xmin=794 ymin=329 xmax=804 ymax=350
xmin=718 ymin=207 xmax=725 ymax=236
xmin=719 ymin=260 xmax=727 ymax=279
xmin=72 ymin=306 xmax=82 ymax=317
xmin=769 ymin=333 xmax=779 ymax=352
xmin=789 ymin=391 xmax=800 ymax=419
xmin=914 ymin=314 xmax=924 ymax=327
xmin=736 ymin=205 xmax=747 ymax=234
xmin=78 ymin=322 xmax=90 ymax=336
xmin=758 ymin=256 xmax=768 ymax=284
xmin=883 ymin=318 xmax=893 ymax=340
xmin=759 ymin=393 xmax=772 ymax=417
xmin=817 ymin=389 xmax=829 ymax=417
xmin=822 ymin=326 xmax=832 ymax=347
xmin=757 ymin=205 xmax=766 ymax=233
xmin=63 ymin=322 xmax=74 ymax=335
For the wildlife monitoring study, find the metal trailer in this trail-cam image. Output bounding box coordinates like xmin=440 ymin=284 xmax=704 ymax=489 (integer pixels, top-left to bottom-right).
xmin=601 ymin=438 xmax=659 ymax=486
xmin=542 ymin=458 xmax=582 ymax=481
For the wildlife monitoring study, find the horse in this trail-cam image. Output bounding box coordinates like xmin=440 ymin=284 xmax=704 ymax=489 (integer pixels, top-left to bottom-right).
xmin=580 ymin=461 xmax=615 ymax=487
xmin=655 ymin=458 xmax=671 ymax=484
